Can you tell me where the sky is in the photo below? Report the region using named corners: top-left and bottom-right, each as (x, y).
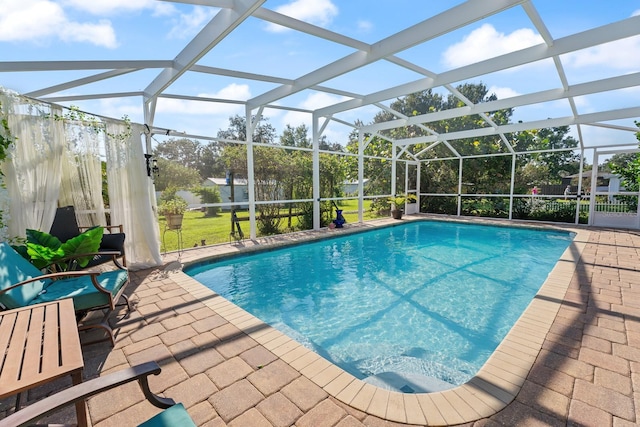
top-left (1, 0), bottom-right (639, 153)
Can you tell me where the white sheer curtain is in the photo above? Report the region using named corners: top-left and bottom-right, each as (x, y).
top-left (105, 121), bottom-right (162, 270)
top-left (58, 121), bottom-right (107, 228)
top-left (0, 93), bottom-right (65, 238)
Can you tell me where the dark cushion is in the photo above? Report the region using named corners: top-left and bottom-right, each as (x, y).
top-left (100, 233), bottom-right (125, 252)
top-left (49, 205), bottom-right (81, 243)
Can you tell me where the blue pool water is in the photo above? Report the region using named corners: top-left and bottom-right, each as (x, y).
top-left (186, 221), bottom-right (574, 392)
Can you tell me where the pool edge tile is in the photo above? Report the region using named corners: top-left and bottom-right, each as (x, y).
top-left (366, 387), bottom-right (390, 419)
top-left (323, 371), bottom-right (356, 396)
top-left (385, 391), bottom-right (407, 424)
top-left (402, 393), bottom-right (427, 426)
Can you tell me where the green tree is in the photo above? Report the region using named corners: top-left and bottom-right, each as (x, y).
top-left (217, 115), bottom-right (285, 234)
top-left (281, 124), bottom-right (310, 148)
top-left (154, 138), bottom-right (203, 172)
top-left (217, 114), bottom-right (277, 144)
top-left (604, 152), bottom-right (638, 172)
top-left (345, 83), bottom-right (514, 200)
top-left (200, 141), bottom-right (225, 179)
top-left (512, 126), bottom-right (580, 187)
top-left (153, 158), bottom-right (201, 191)
top-left (192, 186), bottom-right (222, 217)
top-left (609, 121), bottom-right (640, 209)
top-left (344, 120), bottom-right (393, 197)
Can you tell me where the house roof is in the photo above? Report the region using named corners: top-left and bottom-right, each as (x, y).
top-left (204, 177), bottom-right (248, 186)
top-left (565, 171), bottom-right (617, 179)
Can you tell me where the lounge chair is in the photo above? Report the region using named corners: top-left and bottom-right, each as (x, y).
top-left (50, 205), bottom-right (127, 268)
top-left (0, 242), bottom-right (130, 346)
top-left (0, 361), bottom-right (196, 427)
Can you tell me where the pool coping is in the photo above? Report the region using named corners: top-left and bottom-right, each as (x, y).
top-left (169, 216), bottom-right (590, 425)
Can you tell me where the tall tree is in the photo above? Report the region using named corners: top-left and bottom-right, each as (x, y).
top-left (153, 158), bottom-right (202, 191)
top-left (153, 138), bottom-right (203, 171)
top-left (609, 121), bottom-right (640, 208)
top-left (154, 137), bottom-right (229, 180)
top-left (217, 114), bottom-right (277, 144)
top-left (281, 124), bottom-right (311, 148)
top-left (512, 126), bottom-right (580, 189)
top-left (345, 83), bottom-right (514, 197)
top-left (200, 141), bottom-right (225, 179)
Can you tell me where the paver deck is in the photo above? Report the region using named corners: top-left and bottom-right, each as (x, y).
top-left (1, 216), bottom-right (639, 426)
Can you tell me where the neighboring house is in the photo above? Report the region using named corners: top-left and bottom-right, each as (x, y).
top-left (562, 172), bottom-right (623, 201)
top-left (203, 177), bottom-right (249, 209)
top-left (155, 190), bottom-right (201, 207)
top-left (342, 179), bottom-right (369, 196)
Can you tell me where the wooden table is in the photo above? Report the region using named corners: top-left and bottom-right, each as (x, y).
top-left (0, 299), bottom-right (86, 427)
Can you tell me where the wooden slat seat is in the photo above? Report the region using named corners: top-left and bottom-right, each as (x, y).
top-left (0, 299), bottom-right (86, 426)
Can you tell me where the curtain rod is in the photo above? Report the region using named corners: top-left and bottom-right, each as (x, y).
top-left (4, 89), bottom-right (176, 136)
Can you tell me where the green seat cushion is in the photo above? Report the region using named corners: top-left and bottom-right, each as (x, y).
top-left (137, 404), bottom-right (196, 427)
top-left (0, 242), bottom-right (48, 309)
top-left (31, 269), bottom-right (128, 311)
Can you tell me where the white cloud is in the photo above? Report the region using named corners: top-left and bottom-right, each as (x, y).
top-left (487, 86), bottom-right (520, 100)
top-left (60, 20), bottom-right (117, 48)
top-left (357, 20), bottom-right (373, 33)
top-left (155, 84), bottom-right (251, 116)
top-left (564, 35), bottom-right (640, 71)
top-left (280, 92), bottom-right (349, 134)
top-left (442, 24), bottom-right (543, 68)
top-left (167, 6), bottom-right (217, 40)
top-left (301, 92), bottom-right (347, 110)
top-left (0, 1), bottom-right (66, 41)
top-left (0, 0), bottom-right (117, 47)
top-left (633, 9), bottom-right (640, 17)
top-left (0, 0), bottom-right (182, 47)
top-left (97, 98), bottom-right (144, 122)
top-left (266, 0), bottom-right (338, 32)
top-left (61, 0), bottom-right (166, 15)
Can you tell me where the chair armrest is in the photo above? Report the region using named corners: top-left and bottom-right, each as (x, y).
top-left (0, 362), bottom-right (174, 427)
top-left (79, 224), bottom-right (124, 233)
top-left (105, 224), bottom-right (124, 233)
top-left (57, 251), bottom-right (123, 263)
top-left (0, 271), bottom-right (99, 295)
top-left (53, 251), bottom-right (126, 272)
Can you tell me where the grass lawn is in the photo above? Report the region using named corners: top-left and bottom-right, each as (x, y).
top-left (159, 199), bottom-right (388, 252)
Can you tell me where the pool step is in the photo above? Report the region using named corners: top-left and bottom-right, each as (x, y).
top-left (363, 370), bottom-right (455, 393)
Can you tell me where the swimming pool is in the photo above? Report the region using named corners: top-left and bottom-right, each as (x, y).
top-left (186, 220), bottom-right (574, 392)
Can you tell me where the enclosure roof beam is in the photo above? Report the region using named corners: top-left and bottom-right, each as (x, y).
top-left (26, 69), bottom-right (140, 98)
top-left (0, 60), bottom-right (171, 71)
top-left (318, 14), bottom-right (640, 117)
top-left (41, 92), bottom-right (144, 102)
top-left (190, 64), bottom-right (294, 85)
top-left (587, 122), bottom-right (640, 132)
top-left (191, 64), bottom-right (366, 101)
top-left (362, 71), bottom-right (640, 134)
top-left (247, 0), bottom-right (525, 109)
top-left (252, 7), bottom-right (370, 51)
top-left (394, 106), bottom-right (640, 146)
top-left (143, 0), bottom-right (265, 101)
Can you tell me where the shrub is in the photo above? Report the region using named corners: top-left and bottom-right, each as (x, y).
top-left (158, 196), bottom-right (188, 216)
top-left (193, 186), bottom-right (221, 217)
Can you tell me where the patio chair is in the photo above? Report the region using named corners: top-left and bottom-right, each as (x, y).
top-left (0, 242), bottom-right (130, 346)
top-left (50, 205), bottom-right (127, 268)
top-left (0, 361), bottom-right (196, 427)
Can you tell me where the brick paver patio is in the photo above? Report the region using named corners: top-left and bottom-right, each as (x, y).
top-left (1, 219), bottom-right (639, 426)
